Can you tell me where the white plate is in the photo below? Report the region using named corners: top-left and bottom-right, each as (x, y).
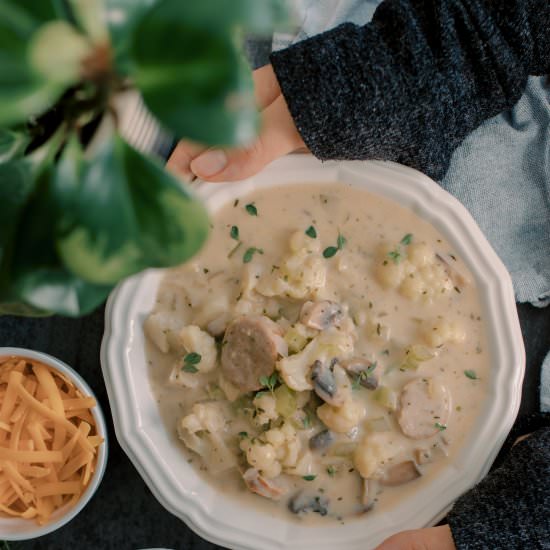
top-left (100, 156), bottom-right (525, 550)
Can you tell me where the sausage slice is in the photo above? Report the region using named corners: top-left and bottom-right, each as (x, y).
top-left (397, 378), bottom-right (450, 439)
top-left (221, 316), bottom-right (281, 393)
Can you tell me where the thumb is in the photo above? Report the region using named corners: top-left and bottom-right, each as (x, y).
top-left (190, 95), bottom-right (305, 182)
top-left (374, 526), bottom-right (456, 550)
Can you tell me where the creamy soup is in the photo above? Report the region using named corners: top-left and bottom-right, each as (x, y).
top-left (144, 182), bottom-right (489, 523)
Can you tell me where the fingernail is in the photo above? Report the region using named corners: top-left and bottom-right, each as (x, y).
top-left (190, 149), bottom-right (227, 178)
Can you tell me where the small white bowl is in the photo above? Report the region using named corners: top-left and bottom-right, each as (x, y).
top-left (0, 347), bottom-right (108, 540)
top-left (101, 157), bottom-right (524, 550)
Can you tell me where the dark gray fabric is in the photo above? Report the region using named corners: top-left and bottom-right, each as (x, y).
top-left (270, 0), bottom-right (550, 181)
top-left (448, 419), bottom-right (550, 550)
top-left (244, 37), bottom-right (273, 70)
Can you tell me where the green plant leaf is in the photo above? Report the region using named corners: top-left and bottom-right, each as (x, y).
top-left (4, 165), bottom-right (111, 317)
top-left (105, 0), bottom-right (160, 74)
top-left (0, 159), bottom-right (37, 290)
top-left (28, 20), bottom-right (93, 86)
top-left (0, 158), bottom-right (53, 316)
top-left (0, 1), bottom-right (64, 125)
top-left (0, 129), bottom-right (30, 162)
top-left (131, 0), bottom-right (258, 145)
top-left (54, 135), bottom-right (210, 285)
top-left (67, 0), bottom-right (109, 43)
top-left (15, 1), bottom-right (63, 24)
top-left (141, 0), bottom-right (288, 34)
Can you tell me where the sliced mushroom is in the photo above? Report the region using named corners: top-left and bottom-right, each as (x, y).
top-left (300, 301), bottom-right (344, 330)
top-left (310, 360), bottom-right (347, 407)
top-left (242, 468), bottom-right (287, 501)
top-left (397, 377), bottom-right (451, 439)
top-left (221, 316), bottom-right (283, 393)
top-left (341, 358), bottom-right (379, 390)
top-left (361, 478), bottom-right (378, 512)
top-left (380, 461), bottom-right (421, 486)
top-left (309, 429), bottom-right (336, 451)
top-left (288, 491), bottom-right (329, 516)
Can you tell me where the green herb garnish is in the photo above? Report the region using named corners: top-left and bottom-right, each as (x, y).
top-left (302, 475), bottom-right (316, 481)
top-left (238, 431), bottom-right (248, 439)
top-left (305, 225), bottom-right (317, 239)
top-left (182, 352), bottom-right (201, 373)
top-left (184, 352), bottom-right (201, 364)
top-left (259, 372), bottom-right (278, 393)
top-left (302, 413), bottom-right (311, 429)
top-left (326, 465), bottom-right (337, 477)
top-left (182, 364), bottom-right (198, 373)
top-left (323, 246), bottom-right (338, 258)
top-left (230, 225), bottom-right (239, 240)
top-left (243, 247), bottom-right (263, 263)
top-left (337, 233), bottom-right (347, 249)
top-left (400, 233), bottom-right (413, 245)
top-left (387, 249), bottom-right (401, 263)
top-left (434, 422), bottom-right (447, 431)
top-left (323, 232), bottom-right (346, 258)
top-left (245, 203), bottom-right (258, 216)
top-left (351, 363), bottom-right (377, 390)
top-left (464, 370), bottom-right (478, 380)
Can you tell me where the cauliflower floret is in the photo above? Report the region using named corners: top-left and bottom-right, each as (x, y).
top-left (284, 323), bottom-right (316, 354)
top-left (143, 311), bottom-right (183, 353)
top-left (407, 243), bottom-right (434, 268)
top-left (277, 328), bottom-right (354, 391)
top-left (179, 325), bottom-right (217, 372)
top-left (285, 451), bottom-right (315, 476)
top-left (193, 294), bottom-right (231, 329)
top-left (263, 422), bottom-right (301, 468)
top-left (240, 439), bottom-right (281, 478)
top-left (400, 263), bottom-right (453, 300)
top-left (289, 230), bottom-right (321, 253)
top-left (253, 393), bottom-right (279, 426)
top-left (354, 433), bottom-right (404, 479)
top-left (178, 402), bottom-right (236, 474)
top-left (168, 364), bottom-right (201, 389)
top-left (256, 232), bottom-right (326, 300)
top-left (422, 319), bottom-right (467, 347)
top-left (180, 402), bottom-right (225, 434)
top-left (375, 241), bottom-right (454, 301)
top-left (317, 398), bottom-right (365, 434)
top-left (376, 257), bottom-right (410, 289)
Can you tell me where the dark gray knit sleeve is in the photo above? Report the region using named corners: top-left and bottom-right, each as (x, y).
top-left (270, 0), bottom-right (550, 181)
top-left (447, 427), bottom-right (550, 549)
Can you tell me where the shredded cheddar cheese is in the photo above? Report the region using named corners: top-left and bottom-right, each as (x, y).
top-left (0, 356), bottom-right (103, 525)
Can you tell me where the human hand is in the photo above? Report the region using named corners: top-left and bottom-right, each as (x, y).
top-left (167, 64), bottom-right (306, 182)
top-left (374, 525), bottom-right (456, 550)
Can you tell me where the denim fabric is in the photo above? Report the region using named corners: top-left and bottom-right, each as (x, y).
top-left (443, 76), bottom-right (550, 308)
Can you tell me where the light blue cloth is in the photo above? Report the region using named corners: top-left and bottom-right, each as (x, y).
top-left (277, 0), bottom-right (550, 410)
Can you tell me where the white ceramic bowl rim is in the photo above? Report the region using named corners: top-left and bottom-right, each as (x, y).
top-left (101, 157), bottom-right (525, 550)
top-left (0, 347), bottom-right (109, 541)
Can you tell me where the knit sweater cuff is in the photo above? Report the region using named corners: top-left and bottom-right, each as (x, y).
top-left (270, 23), bottom-right (383, 161)
top-left (447, 425), bottom-right (550, 549)
top-left (270, 21), bottom-right (458, 181)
